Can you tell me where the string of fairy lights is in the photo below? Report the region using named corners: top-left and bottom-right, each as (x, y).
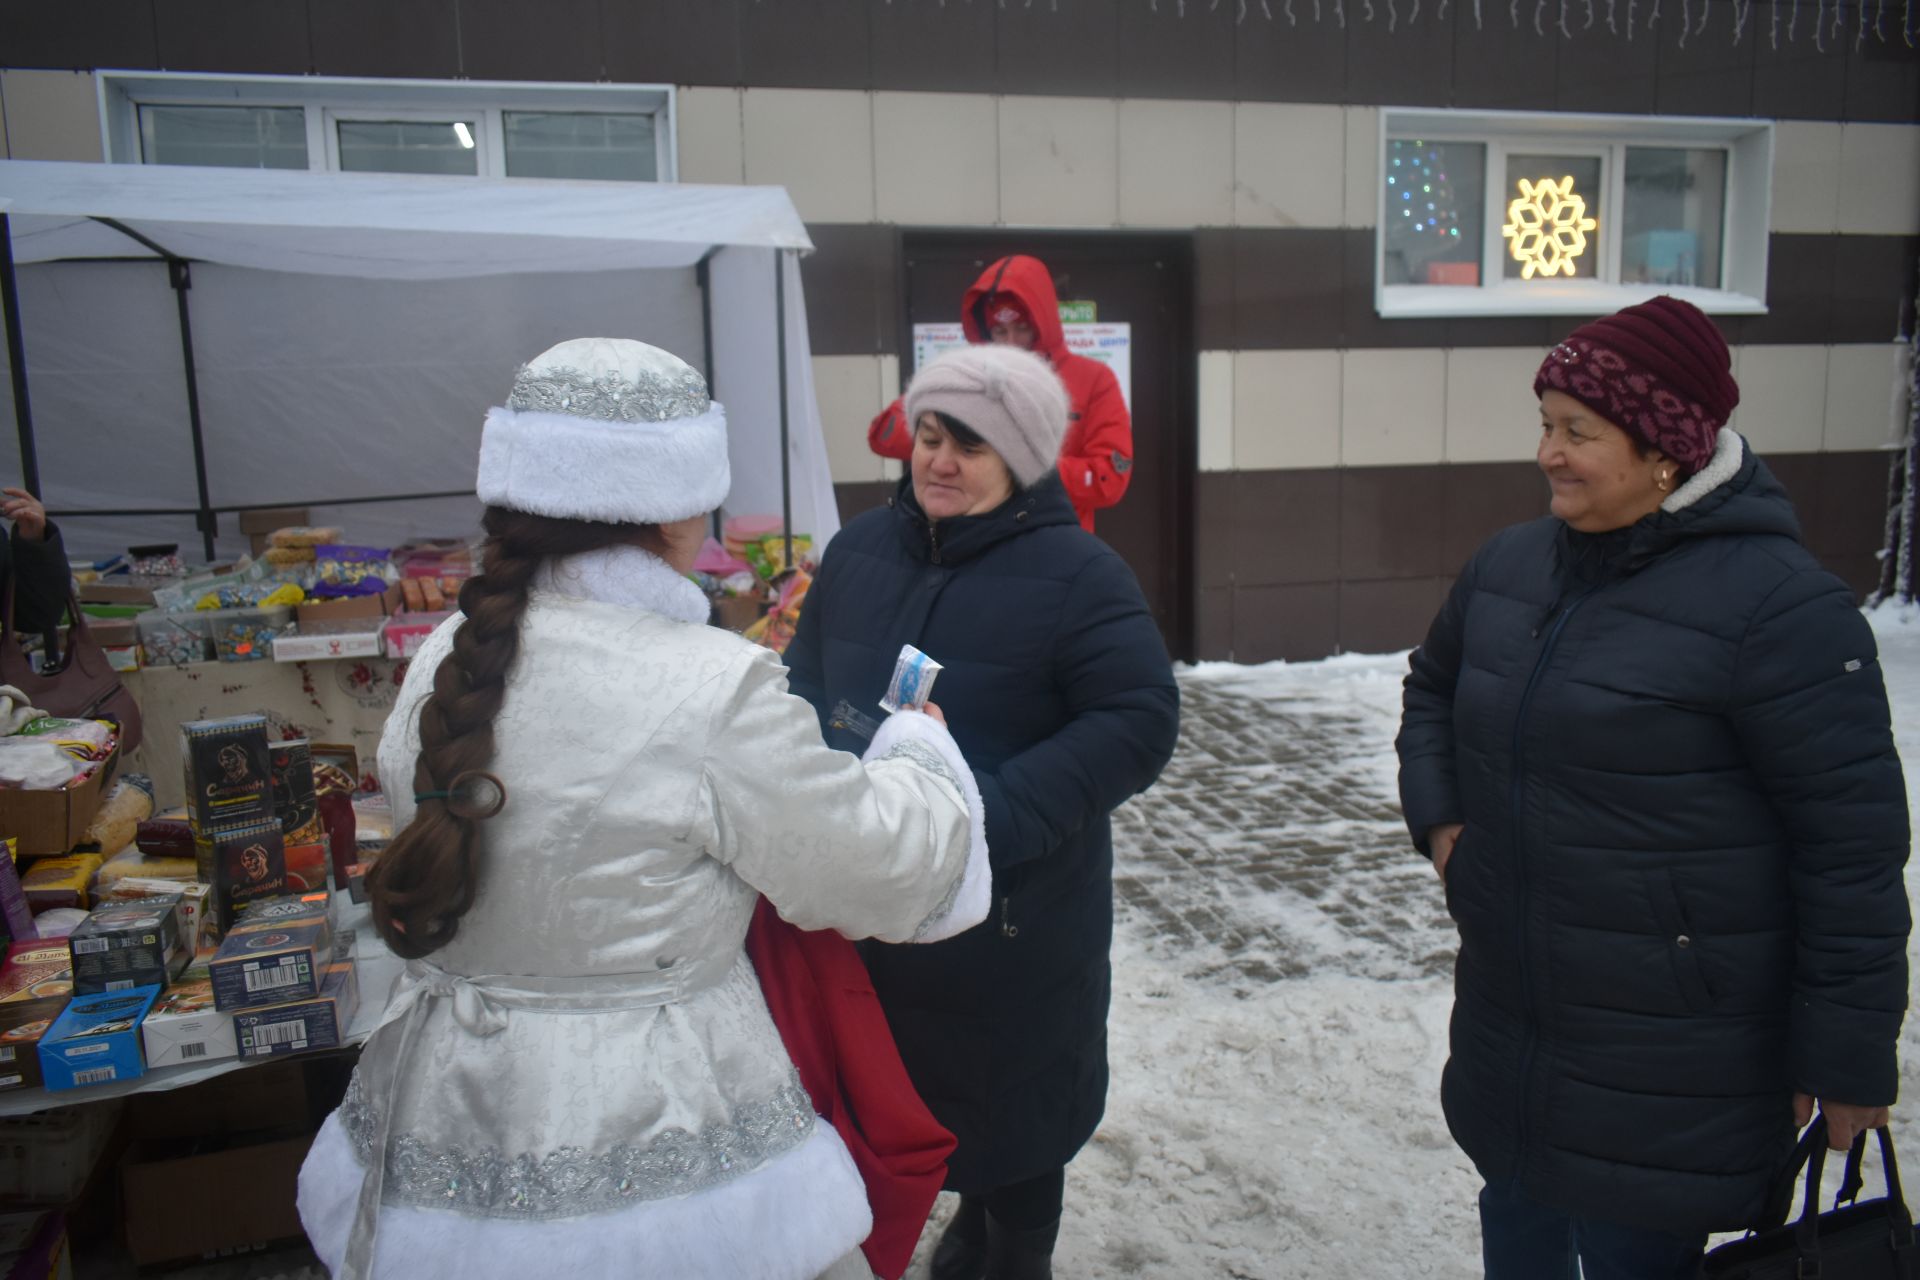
top-left (876, 0), bottom-right (1917, 48)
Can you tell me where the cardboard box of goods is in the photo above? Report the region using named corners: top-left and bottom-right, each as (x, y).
top-left (194, 819), bottom-right (288, 932)
top-left (180, 715), bottom-right (273, 831)
top-left (0, 941), bottom-right (73, 1005)
top-left (267, 740), bottom-right (321, 843)
top-left (76, 580), bottom-right (157, 606)
top-left (140, 967), bottom-right (236, 1068)
top-left (293, 581), bottom-right (402, 628)
top-left (271, 623), bottom-right (385, 662)
top-left (0, 995), bottom-right (67, 1091)
top-left (209, 896), bottom-right (332, 1011)
top-left (37, 985), bottom-right (159, 1091)
top-left (125, 1056), bottom-right (307, 1142)
top-left (237, 505), bottom-right (312, 555)
top-left (120, 1130), bottom-right (313, 1264)
top-left (234, 958), bottom-right (358, 1059)
top-left (67, 897), bottom-right (182, 996)
top-left (0, 744), bottom-right (116, 857)
top-left (98, 877), bottom-right (216, 956)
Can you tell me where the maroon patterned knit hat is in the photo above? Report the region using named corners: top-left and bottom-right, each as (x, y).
top-left (1533, 296), bottom-right (1740, 475)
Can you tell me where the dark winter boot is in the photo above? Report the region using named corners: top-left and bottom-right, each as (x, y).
top-left (930, 1195), bottom-right (989, 1280)
top-left (983, 1212), bottom-right (1060, 1280)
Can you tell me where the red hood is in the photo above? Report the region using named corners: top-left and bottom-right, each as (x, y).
top-left (960, 255), bottom-right (1066, 360)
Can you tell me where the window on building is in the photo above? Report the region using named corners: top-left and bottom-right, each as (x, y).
top-left (102, 74), bottom-right (674, 184)
top-left (139, 104), bottom-right (308, 170)
top-left (1375, 111), bottom-right (1770, 318)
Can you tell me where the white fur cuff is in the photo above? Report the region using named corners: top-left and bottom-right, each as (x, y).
top-left (863, 711), bottom-right (991, 943)
top-left (1663, 426), bottom-right (1745, 514)
top-left (476, 403), bottom-right (731, 525)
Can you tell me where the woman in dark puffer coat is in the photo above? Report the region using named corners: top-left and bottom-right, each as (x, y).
top-left (1396, 297), bottom-right (1910, 1280)
top-left (785, 343), bottom-right (1178, 1280)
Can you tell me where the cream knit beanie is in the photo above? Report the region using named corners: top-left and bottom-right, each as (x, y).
top-left (903, 345), bottom-right (1069, 488)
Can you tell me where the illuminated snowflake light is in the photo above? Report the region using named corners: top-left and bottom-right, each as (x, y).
top-left (1502, 175), bottom-right (1599, 280)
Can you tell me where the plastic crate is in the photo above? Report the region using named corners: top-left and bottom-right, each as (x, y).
top-left (0, 1102), bottom-right (124, 1203)
top-left (135, 611), bottom-right (212, 668)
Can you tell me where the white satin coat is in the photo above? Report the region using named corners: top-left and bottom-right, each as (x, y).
top-left (298, 547), bottom-right (988, 1280)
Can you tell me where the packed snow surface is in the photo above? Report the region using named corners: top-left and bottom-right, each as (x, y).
top-left (903, 607), bottom-right (1920, 1279)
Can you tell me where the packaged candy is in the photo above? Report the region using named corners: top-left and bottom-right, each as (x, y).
top-left (136, 611), bottom-right (212, 666)
top-left (142, 966), bottom-right (235, 1067)
top-left (0, 995), bottom-right (64, 1090)
top-left (0, 839), bottom-right (34, 946)
top-left (0, 940), bottom-right (73, 1004)
top-left (132, 817), bottom-right (195, 861)
top-left (268, 740), bottom-right (321, 843)
top-left (209, 894), bottom-right (332, 1011)
top-left (204, 605), bottom-right (293, 661)
top-left (100, 877), bottom-right (216, 955)
top-left (879, 644), bottom-right (943, 714)
top-left (234, 957), bottom-right (357, 1058)
top-left (311, 546), bottom-right (391, 598)
top-left (268, 526), bottom-right (343, 549)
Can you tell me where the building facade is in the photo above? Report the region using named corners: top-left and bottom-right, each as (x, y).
top-left (2, 1), bottom-right (1914, 660)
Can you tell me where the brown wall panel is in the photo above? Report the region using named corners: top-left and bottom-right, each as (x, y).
top-left (602, 0), bottom-right (743, 86)
top-left (1196, 585), bottom-right (1235, 661)
top-left (1338, 576), bottom-right (1450, 654)
top-left (16, 0), bottom-right (1915, 121)
top-left (1116, 0), bottom-right (1236, 102)
top-left (1441, 461), bottom-right (1547, 570)
top-left (1739, 233), bottom-right (1837, 345)
top-left (869, 0), bottom-right (996, 93)
top-left (741, 0), bottom-right (871, 90)
top-left (1234, 469), bottom-right (1344, 586)
top-left (1452, 13), bottom-right (1557, 111)
top-left (1653, 11), bottom-right (1758, 117)
top-left (1232, 582), bottom-right (1342, 663)
top-left (459, 0), bottom-right (602, 81)
top-left (832, 479), bottom-right (895, 527)
top-left (2, 1), bottom-right (157, 70)
top-left (1231, 3), bottom-right (1348, 103)
top-left (1340, 467), bottom-right (1451, 580)
top-left (1751, 12), bottom-right (1851, 119)
top-left (1555, 16), bottom-right (1658, 114)
top-left (1345, 10), bottom-right (1452, 108)
top-left (1830, 236), bottom-right (1920, 345)
top-left (308, 0), bottom-right (459, 78)
top-left (995, 0), bottom-right (1119, 99)
top-left (1843, 16), bottom-right (1920, 121)
top-left (153, 0), bottom-right (309, 74)
top-left (800, 224), bottom-right (899, 357)
top-left (1194, 472), bottom-right (1238, 591)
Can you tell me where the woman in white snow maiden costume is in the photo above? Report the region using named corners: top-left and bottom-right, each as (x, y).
top-left (296, 338), bottom-right (991, 1280)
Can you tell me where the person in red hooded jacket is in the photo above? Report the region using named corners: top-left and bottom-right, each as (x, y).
top-left (868, 255), bottom-right (1133, 534)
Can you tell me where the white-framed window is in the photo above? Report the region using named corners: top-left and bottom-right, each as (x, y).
top-left (1376, 109), bottom-right (1771, 319)
top-left (99, 72), bottom-right (675, 183)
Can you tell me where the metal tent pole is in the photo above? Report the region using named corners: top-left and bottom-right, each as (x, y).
top-left (775, 250), bottom-right (792, 564)
top-left (0, 215), bottom-right (41, 497)
top-left (698, 250), bottom-right (721, 541)
top-left (90, 217), bottom-right (216, 561)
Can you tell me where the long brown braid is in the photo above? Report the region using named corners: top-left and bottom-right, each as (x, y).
top-left (368, 505), bottom-right (656, 958)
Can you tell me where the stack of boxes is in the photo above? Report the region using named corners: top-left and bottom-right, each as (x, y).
top-left (0, 714), bottom-right (362, 1096)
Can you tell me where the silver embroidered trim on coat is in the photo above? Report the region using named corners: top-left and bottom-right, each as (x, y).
top-left (875, 737), bottom-right (962, 797)
top-left (338, 1071), bottom-right (815, 1219)
top-left (873, 738), bottom-right (974, 941)
top-left (507, 364), bottom-right (711, 423)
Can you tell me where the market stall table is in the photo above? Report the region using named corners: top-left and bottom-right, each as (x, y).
top-left (0, 890), bottom-right (400, 1118)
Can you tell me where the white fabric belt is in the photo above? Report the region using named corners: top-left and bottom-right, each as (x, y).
top-left (338, 953), bottom-right (737, 1280)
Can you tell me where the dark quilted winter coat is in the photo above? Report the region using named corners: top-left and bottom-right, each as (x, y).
top-left (1396, 437), bottom-right (1910, 1235)
top-left (783, 475), bottom-right (1179, 1192)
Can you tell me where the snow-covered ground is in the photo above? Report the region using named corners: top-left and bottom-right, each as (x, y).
top-left (902, 606), bottom-right (1920, 1280)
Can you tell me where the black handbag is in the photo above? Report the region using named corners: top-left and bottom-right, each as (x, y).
top-left (1702, 1117), bottom-right (1916, 1279)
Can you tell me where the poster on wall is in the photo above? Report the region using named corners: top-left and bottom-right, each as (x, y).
top-left (910, 322), bottom-right (1133, 411)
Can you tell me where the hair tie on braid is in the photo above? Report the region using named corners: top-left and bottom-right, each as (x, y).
top-left (415, 771), bottom-right (508, 820)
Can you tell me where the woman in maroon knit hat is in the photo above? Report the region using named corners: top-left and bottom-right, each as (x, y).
top-left (1397, 296), bottom-right (1910, 1279)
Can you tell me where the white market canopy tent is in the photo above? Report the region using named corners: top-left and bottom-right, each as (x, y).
top-left (0, 159), bottom-right (840, 561)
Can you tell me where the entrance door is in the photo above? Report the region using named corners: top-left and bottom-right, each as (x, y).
top-left (900, 232), bottom-right (1195, 660)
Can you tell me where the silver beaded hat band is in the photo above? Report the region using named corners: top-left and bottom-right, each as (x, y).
top-left (474, 338), bottom-right (731, 526)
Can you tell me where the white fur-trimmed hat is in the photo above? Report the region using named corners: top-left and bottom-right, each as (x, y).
top-left (475, 338), bottom-right (729, 525)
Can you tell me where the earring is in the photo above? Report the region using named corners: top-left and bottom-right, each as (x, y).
top-left (1657, 471), bottom-right (1672, 492)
